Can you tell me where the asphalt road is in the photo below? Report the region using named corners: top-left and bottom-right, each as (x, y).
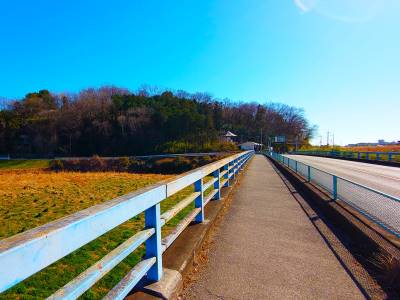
top-left (184, 155), bottom-right (363, 299)
top-left (286, 155), bottom-right (400, 198)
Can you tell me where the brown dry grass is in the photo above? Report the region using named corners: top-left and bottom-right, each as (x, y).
top-left (0, 169), bottom-right (170, 239)
top-left (0, 169), bottom-right (200, 299)
top-left (345, 145), bottom-right (400, 152)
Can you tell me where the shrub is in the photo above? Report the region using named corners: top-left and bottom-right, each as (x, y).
top-left (50, 159), bottom-right (64, 171)
top-left (174, 157), bottom-right (192, 173)
top-left (88, 155), bottom-right (107, 171)
top-left (118, 157), bottom-right (130, 171)
top-left (128, 159), bottom-right (146, 173)
top-left (152, 158), bottom-right (178, 174)
top-left (48, 154), bottom-right (225, 174)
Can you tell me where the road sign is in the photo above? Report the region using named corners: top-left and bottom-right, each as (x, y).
top-left (273, 136), bottom-right (286, 143)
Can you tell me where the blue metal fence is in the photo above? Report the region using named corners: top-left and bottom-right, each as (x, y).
top-left (266, 152), bottom-right (400, 239)
top-left (0, 151), bottom-right (254, 298)
top-left (291, 150), bottom-right (400, 163)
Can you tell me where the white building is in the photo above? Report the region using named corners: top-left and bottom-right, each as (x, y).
top-left (239, 141), bottom-right (262, 151)
top-left (223, 131), bottom-right (237, 143)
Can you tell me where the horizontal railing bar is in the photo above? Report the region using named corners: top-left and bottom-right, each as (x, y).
top-left (203, 177), bottom-right (218, 192)
top-left (219, 170), bottom-right (227, 178)
top-left (161, 207), bottom-right (201, 252)
top-left (102, 257), bottom-right (156, 300)
top-left (220, 178), bottom-right (229, 187)
top-left (204, 189), bottom-right (219, 206)
top-left (166, 151), bottom-right (251, 197)
top-left (0, 183), bottom-right (166, 293)
top-left (160, 192), bottom-right (200, 226)
top-left (48, 228), bottom-right (155, 299)
top-left (336, 195), bottom-right (400, 238)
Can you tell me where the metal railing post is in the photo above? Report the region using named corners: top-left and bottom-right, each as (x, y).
top-left (376, 153), bottom-right (380, 160)
top-left (357, 152), bottom-right (361, 160)
top-left (234, 158), bottom-right (239, 175)
top-left (307, 166), bottom-right (311, 182)
top-left (295, 161), bottom-right (298, 173)
top-left (235, 157), bottom-right (239, 173)
top-left (194, 179), bottom-right (204, 222)
top-left (223, 163), bottom-right (230, 187)
top-left (333, 176), bottom-right (338, 200)
top-left (145, 204), bottom-right (162, 281)
top-left (213, 169), bottom-right (221, 200)
top-left (366, 152), bottom-right (369, 160)
top-left (389, 153), bottom-right (393, 161)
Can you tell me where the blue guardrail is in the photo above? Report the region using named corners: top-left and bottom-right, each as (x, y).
top-left (266, 152), bottom-right (400, 239)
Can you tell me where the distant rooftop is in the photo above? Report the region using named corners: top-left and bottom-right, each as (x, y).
top-left (224, 131), bottom-right (237, 137)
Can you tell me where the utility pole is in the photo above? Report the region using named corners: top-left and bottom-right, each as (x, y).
top-left (332, 133), bottom-right (335, 147)
top-left (327, 131), bottom-right (330, 146)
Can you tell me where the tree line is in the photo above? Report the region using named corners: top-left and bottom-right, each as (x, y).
top-left (0, 86), bottom-right (314, 157)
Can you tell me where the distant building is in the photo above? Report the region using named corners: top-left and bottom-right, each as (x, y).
top-left (223, 131), bottom-right (237, 143)
top-left (346, 139), bottom-right (399, 147)
top-left (239, 141), bottom-right (262, 151)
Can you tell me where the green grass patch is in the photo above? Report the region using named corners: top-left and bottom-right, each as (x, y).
top-left (0, 159), bottom-right (50, 170)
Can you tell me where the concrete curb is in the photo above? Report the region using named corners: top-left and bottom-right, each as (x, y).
top-left (127, 269), bottom-right (182, 300)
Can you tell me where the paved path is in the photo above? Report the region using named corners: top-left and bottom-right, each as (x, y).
top-left (286, 154), bottom-right (400, 198)
top-left (184, 155), bottom-right (364, 299)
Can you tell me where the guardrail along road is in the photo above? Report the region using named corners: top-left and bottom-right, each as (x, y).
top-left (286, 154), bottom-right (400, 198)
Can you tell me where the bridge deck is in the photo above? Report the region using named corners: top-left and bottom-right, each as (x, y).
top-left (184, 154), bottom-right (364, 299)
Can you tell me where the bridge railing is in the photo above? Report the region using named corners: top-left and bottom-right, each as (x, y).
top-left (291, 150), bottom-right (400, 163)
top-left (266, 152), bottom-right (400, 239)
top-left (0, 150), bottom-right (254, 298)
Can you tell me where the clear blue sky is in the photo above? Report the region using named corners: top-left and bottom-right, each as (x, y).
top-left (1, 0), bottom-right (399, 145)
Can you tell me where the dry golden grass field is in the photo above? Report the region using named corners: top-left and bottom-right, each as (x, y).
top-left (0, 170), bottom-right (170, 239)
top-left (344, 145), bottom-right (400, 152)
top-left (0, 169), bottom-right (198, 299)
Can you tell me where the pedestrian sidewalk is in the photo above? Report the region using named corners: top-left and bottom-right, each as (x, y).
top-left (184, 154), bottom-right (364, 299)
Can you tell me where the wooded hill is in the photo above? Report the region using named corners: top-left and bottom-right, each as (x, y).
top-left (0, 87), bottom-right (313, 157)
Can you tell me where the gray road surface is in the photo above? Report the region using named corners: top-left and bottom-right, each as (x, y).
top-left (184, 155), bottom-right (363, 299)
